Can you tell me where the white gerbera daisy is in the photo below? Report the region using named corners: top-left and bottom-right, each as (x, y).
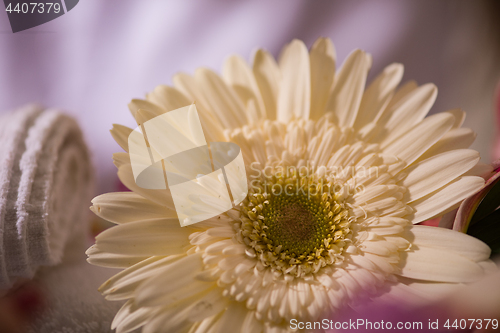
top-left (87, 38), bottom-right (496, 333)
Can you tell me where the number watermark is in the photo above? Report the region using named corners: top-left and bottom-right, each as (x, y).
top-left (3, 1), bottom-right (79, 32)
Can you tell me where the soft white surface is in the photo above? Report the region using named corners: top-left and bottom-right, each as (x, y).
top-left (0, 0), bottom-right (498, 195)
top-left (0, 106), bottom-right (93, 289)
top-left (28, 257), bottom-right (126, 333)
top-left (0, 106), bottom-right (113, 332)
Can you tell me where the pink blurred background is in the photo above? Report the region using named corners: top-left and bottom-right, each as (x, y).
top-left (0, 0), bottom-right (499, 196)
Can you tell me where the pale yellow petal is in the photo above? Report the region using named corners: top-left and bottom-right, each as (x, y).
top-left (128, 99), bottom-right (166, 119)
top-left (223, 55), bottom-right (265, 121)
top-left (114, 154), bottom-right (175, 209)
top-left (135, 254), bottom-right (213, 307)
top-left (378, 84), bottom-right (438, 146)
top-left (354, 63), bottom-right (404, 130)
top-left (406, 225), bottom-right (491, 262)
top-left (276, 39), bottom-right (310, 122)
top-left (385, 80), bottom-right (418, 109)
top-left (113, 300), bottom-right (151, 333)
top-left (399, 246), bottom-right (484, 283)
top-left (195, 68), bottom-right (247, 128)
top-left (309, 37), bottom-right (336, 121)
top-left (95, 218), bottom-right (191, 256)
top-left (146, 85), bottom-right (191, 112)
top-left (382, 112), bottom-right (454, 164)
top-left (252, 49), bottom-right (280, 121)
top-left (110, 124), bottom-right (133, 152)
top-left (417, 128), bottom-right (476, 162)
top-left (98, 255), bottom-right (180, 297)
top-left (409, 176), bottom-right (484, 223)
top-left (91, 191), bottom-right (176, 224)
top-left (172, 72), bottom-right (226, 142)
top-left (444, 108), bottom-right (466, 129)
top-left (326, 49), bottom-right (371, 127)
top-left (400, 149), bottom-right (480, 202)
top-left (86, 245), bottom-right (147, 268)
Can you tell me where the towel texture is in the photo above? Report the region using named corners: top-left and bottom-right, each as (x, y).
top-left (0, 105), bottom-right (93, 289)
top-left (28, 260), bottom-right (126, 333)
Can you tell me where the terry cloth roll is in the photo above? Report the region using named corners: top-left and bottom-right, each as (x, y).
top-left (0, 105), bottom-right (93, 289)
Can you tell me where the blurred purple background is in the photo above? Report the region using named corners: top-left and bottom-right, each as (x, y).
top-left (1, 0), bottom-right (499, 195)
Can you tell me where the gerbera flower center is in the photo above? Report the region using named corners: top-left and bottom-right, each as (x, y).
top-left (238, 168), bottom-right (353, 278)
top-left (265, 192), bottom-right (330, 256)
top-left (268, 197), bottom-right (315, 246)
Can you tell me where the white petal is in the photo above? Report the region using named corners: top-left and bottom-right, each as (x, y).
top-left (354, 63), bottom-right (404, 130)
top-left (241, 311), bottom-right (263, 333)
top-left (172, 72), bottom-right (225, 143)
top-left (316, 273), bottom-right (340, 290)
top-left (362, 253), bottom-right (395, 274)
top-left (347, 267), bottom-right (378, 293)
top-left (326, 50), bottom-right (371, 127)
top-left (335, 269), bottom-right (362, 301)
top-left (110, 124), bottom-right (133, 152)
top-left (95, 218), bottom-right (191, 256)
top-left (223, 55), bottom-right (266, 121)
top-left (133, 108), bottom-right (157, 125)
top-left (91, 191), bottom-right (175, 224)
top-left (399, 246), bottom-right (484, 283)
top-left (252, 49), bottom-right (280, 121)
top-left (195, 68), bottom-right (247, 128)
top-left (205, 226), bottom-right (235, 238)
top-left (135, 254), bottom-right (214, 307)
top-left (386, 80), bottom-right (418, 109)
top-left (296, 281), bottom-right (313, 307)
top-left (99, 255), bottom-right (180, 299)
top-left (463, 162), bottom-right (493, 179)
top-left (350, 253), bottom-right (378, 271)
top-left (188, 288), bottom-right (229, 322)
top-left (382, 112), bottom-right (454, 164)
top-left (211, 302), bottom-right (247, 333)
top-left (141, 300), bottom-right (193, 333)
top-left (417, 128), bottom-right (476, 162)
top-left (269, 283), bottom-right (287, 307)
top-left (113, 300), bottom-right (151, 333)
top-left (86, 245), bottom-right (147, 268)
top-left (205, 239), bottom-right (234, 255)
top-left (397, 276), bottom-right (463, 299)
top-left (409, 176), bottom-right (484, 223)
top-left (376, 282), bottom-right (430, 306)
top-left (361, 241), bottom-right (398, 256)
top-left (313, 127), bottom-right (339, 166)
top-left (128, 99), bottom-right (166, 118)
top-left (405, 225), bottom-right (491, 262)
top-left (146, 85), bottom-right (191, 112)
top-left (378, 83), bottom-right (437, 145)
top-left (366, 224), bottom-right (404, 235)
top-left (445, 108), bottom-right (465, 129)
top-left (352, 184), bottom-right (402, 204)
top-left (276, 39), bottom-right (310, 122)
top-left (218, 255), bottom-right (243, 270)
top-left (400, 149), bottom-right (480, 202)
top-left (115, 156), bottom-right (176, 209)
top-left (309, 38), bottom-right (336, 121)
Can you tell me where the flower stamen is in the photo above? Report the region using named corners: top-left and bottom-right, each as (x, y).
top-left (237, 168), bottom-right (354, 278)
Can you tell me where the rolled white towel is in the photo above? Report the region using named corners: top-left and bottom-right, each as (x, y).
top-left (0, 105), bottom-right (93, 289)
